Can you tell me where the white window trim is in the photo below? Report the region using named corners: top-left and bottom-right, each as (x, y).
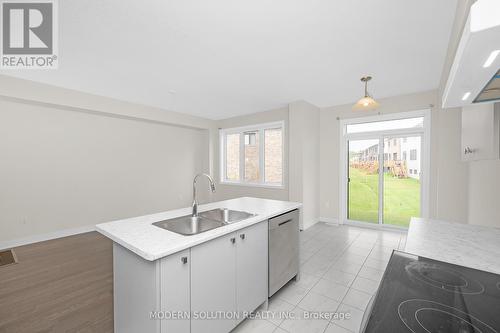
top-left (219, 121), bottom-right (285, 188)
top-left (338, 109), bottom-right (431, 230)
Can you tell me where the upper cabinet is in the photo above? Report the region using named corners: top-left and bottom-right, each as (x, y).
top-left (462, 103), bottom-right (500, 161)
top-left (442, 0), bottom-right (500, 108)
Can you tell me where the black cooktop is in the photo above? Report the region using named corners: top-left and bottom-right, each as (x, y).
top-left (363, 251), bottom-right (500, 333)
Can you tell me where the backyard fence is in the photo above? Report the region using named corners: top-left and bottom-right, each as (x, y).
top-left (350, 160), bottom-right (409, 178)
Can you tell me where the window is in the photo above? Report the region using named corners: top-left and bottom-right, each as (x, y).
top-left (346, 117), bottom-right (424, 134)
top-left (264, 128), bottom-right (283, 184)
top-left (410, 149), bottom-right (417, 160)
top-left (225, 133), bottom-right (240, 181)
top-left (221, 122), bottom-right (284, 186)
top-left (245, 132), bottom-right (257, 145)
top-left (244, 131), bottom-right (259, 182)
top-left (342, 110), bottom-right (429, 228)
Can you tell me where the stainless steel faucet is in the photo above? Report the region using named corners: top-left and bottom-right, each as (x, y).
top-left (192, 173), bottom-right (216, 217)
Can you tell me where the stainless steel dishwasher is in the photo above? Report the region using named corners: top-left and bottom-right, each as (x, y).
top-left (268, 209), bottom-right (299, 297)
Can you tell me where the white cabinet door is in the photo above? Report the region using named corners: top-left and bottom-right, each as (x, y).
top-left (236, 221), bottom-right (268, 320)
top-left (160, 249), bottom-right (190, 333)
top-left (191, 232), bottom-right (237, 333)
top-left (462, 103), bottom-right (500, 161)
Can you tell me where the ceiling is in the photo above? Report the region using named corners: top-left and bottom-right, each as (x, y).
top-left (3, 0), bottom-right (458, 119)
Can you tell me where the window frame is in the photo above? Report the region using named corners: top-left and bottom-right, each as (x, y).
top-left (219, 121), bottom-right (285, 188)
top-left (339, 109), bottom-right (431, 230)
top-left (410, 149), bottom-right (417, 161)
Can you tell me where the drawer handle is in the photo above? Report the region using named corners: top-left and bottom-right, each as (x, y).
top-left (230, 237), bottom-right (236, 244)
top-left (278, 219), bottom-right (293, 226)
top-left (181, 256), bottom-right (188, 264)
top-left (240, 234), bottom-right (245, 240)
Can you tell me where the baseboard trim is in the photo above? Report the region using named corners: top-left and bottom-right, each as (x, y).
top-left (319, 217), bottom-right (340, 225)
top-left (0, 225), bottom-right (96, 250)
top-left (301, 218), bottom-right (320, 231)
top-left (344, 220), bottom-right (408, 232)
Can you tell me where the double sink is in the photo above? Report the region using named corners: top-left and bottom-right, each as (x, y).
top-left (153, 208), bottom-right (256, 236)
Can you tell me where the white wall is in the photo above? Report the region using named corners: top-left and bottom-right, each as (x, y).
top-left (0, 76), bottom-right (215, 244)
top-left (0, 75), bottom-right (211, 130)
top-left (468, 160), bottom-right (500, 226)
top-left (213, 106), bottom-right (290, 201)
top-left (438, 0), bottom-right (500, 227)
top-left (319, 90), bottom-right (469, 224)
top-left (467, 103), bottom-right (500, 227)
top-left (212, 101), bottom-right (321, 230)
top-left (289, 101), bottom-right (320, 229)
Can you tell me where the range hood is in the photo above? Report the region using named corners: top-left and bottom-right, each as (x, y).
top-left (475, 70), bottom-right (500, 103)
top-left (442, 0), bottom-right (500, 108)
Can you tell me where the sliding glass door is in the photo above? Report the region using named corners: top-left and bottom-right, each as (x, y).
top-left (382, 135), bottom-right (422, 227)
top-left (347, 139), bottom-right (379, 223)
top-left (343, 116), bottom-right (426, 228)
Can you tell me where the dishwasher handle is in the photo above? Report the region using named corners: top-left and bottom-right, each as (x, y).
top-left (269, 209), bottom-right (299, 230)
top-left (278, 219), bottom-right (292, 226)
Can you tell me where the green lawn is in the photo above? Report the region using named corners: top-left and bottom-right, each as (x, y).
top-left (348, 167), bottom-right (420, 227)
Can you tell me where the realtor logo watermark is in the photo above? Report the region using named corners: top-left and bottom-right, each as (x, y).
top-left (1, 0), bottom-right (58, 68)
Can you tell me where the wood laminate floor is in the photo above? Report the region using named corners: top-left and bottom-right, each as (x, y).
top-left (0, 232), bottom-right (113, 333)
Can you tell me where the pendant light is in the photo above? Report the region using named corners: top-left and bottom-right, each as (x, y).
top-left (353, 76), bottom-right (379, 111)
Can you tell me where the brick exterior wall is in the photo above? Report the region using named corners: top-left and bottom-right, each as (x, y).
top-left (224, 129), bottom-right (282, 184)
top-left (226, 133), bottom-right (240, 180)
top-left (264, 129), bottom-right (282, 183)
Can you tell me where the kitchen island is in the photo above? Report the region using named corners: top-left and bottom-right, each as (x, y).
top-left (96, 197), bottom-right (301, 333)
top-left (405, 217), bottom-right (500, 274)
top-left (363, 217), bottom-right (500, 332)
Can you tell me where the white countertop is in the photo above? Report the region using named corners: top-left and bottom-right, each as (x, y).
top-left (405, 217), bottom-right (500, 274)
top-left (96, 197), bottom-right (301, 261)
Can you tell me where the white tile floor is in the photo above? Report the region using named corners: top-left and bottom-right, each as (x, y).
top-left (232, 222), bottom-right (407, 333)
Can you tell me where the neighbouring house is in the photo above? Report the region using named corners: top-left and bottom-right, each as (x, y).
top-left (401, 136), bottom-right (422, 180)
top-left (354, 137), bottom-right (421, 180)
